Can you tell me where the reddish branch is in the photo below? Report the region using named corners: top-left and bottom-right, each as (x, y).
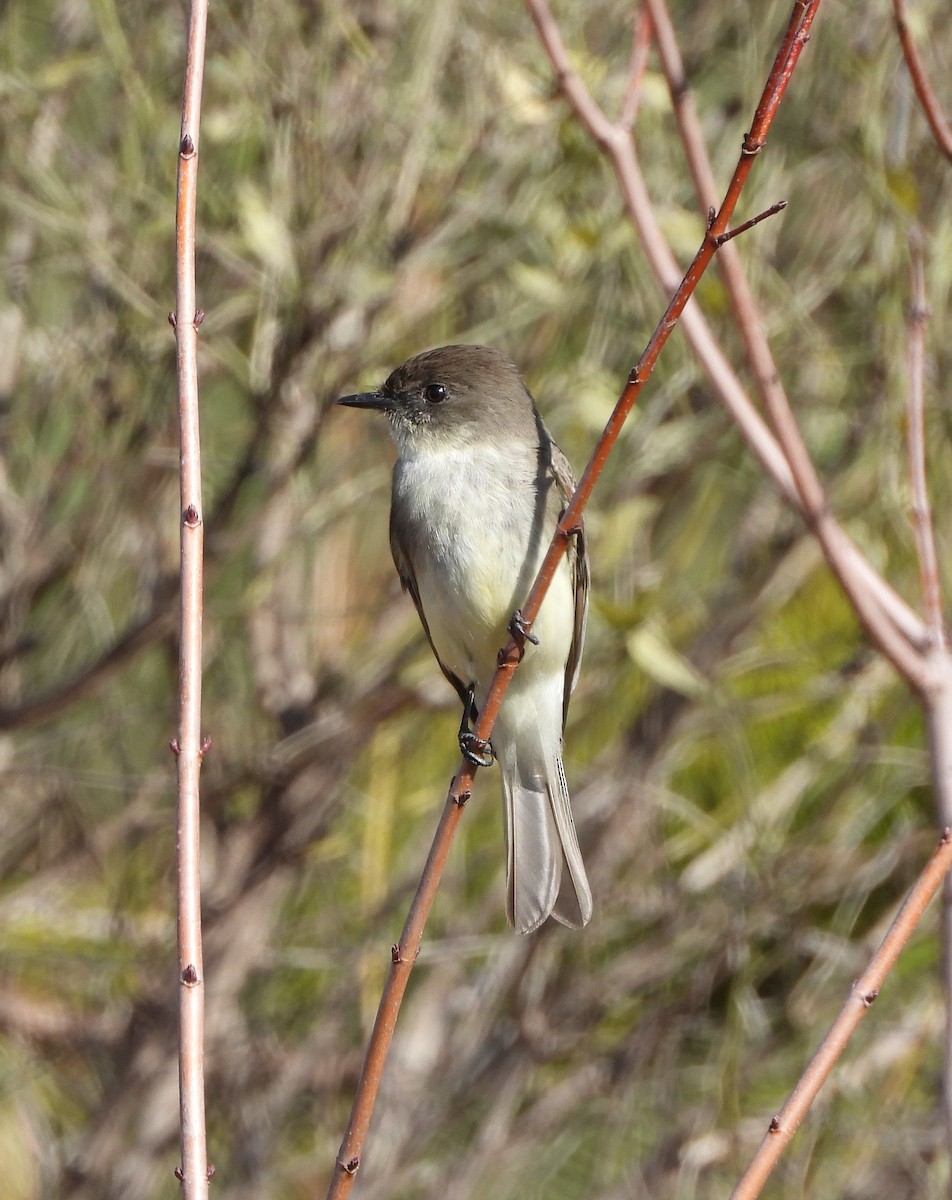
top-left (326, 4), bottom-right (825, 1195)
top-left (892, 0), bottom-right (952, 163)
top-left (173, 1), bottom-right (210, 1197)
top-left (731, 829), bottom-right (952, 1200)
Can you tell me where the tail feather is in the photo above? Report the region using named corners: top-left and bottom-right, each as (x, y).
top-left (497, 720), bottom-right (592, 934)
top-left (502, 770), bottom-right (562, 934)
top-left (549, 756), bottom-right (592, 929)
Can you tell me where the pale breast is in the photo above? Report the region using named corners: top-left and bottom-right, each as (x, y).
top-left (392, 443), bottom-right (565, 684)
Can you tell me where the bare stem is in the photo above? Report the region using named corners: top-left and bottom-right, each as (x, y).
top-left (927, 666), bottom-right (952, 1195)
top-left (326, 790), bottom-right (473, 1191)
top-left (713, 200), bottom-right (788, 245)
top-left (731, 828), bottom-right (952, 1200)
top-left (326, 5), bottom-right (826, 1195)
top-left (619, 4), bottom-right (652, 129)
top-left (174, 2), bottom-right (210, 1197)
top-left (892, 0), bottom-right (952, 163)
top-left (905, 229), bottom-right (945, 652)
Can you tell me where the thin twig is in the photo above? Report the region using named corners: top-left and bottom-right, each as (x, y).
top-left (173, 1), bottom-right (210, 1197)
top-left (326, 6), bottom-right (825, 1195)
top-left (327, 793), bottom-right (473, 1191)
top-left (926, 664), bottom-right (952, 1185)
top-left (619, 4), bottom-right (652, 129)
top-left (731, 828), bottom-right (952, 1200)
top-left (905, 229), bottom-right (945, 652)
top-left (892, 0), bottom-right (952, 164)
top-left (643, 0), bottom-right (720, 222)
top-left (713, 200), bottom-right (788, 245)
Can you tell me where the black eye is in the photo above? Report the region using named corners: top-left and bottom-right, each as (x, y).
top-left (424, 383), bottom-right (447, 404)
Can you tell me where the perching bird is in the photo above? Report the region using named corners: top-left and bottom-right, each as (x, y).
top-left (339, 345), bottom-right (591, 933)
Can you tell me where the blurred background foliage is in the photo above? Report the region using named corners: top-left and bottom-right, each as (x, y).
top-left (0, 0), bottom-right (950, 1196)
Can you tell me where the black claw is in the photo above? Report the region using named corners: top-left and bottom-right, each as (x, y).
top-left (459, 731), bottom-right (495, 768)
top-left (509, 610), bottom-right (540, 646)
top-left (457, 684), bottom-right (494, 767)
top-left (456, 686), bottom-right (494, 768)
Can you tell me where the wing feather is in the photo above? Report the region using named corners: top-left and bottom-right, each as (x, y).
top-left (548, 440), bottom-right (589, 729)
top-left (389, 502), bottom-right (471, 708)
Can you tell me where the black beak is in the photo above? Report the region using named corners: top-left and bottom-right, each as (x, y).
top-left (337, 389), bottom-right (392, 411)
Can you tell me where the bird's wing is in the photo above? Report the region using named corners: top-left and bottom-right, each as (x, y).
top-left (389, 506), bottom-right (472, 709)
top-left (549, 441), bottom-right (590, 730)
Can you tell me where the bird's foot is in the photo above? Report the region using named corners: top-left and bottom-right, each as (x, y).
top-left (498, 609), bottom-right (540, 666)
top-left (459, 731), bottom-right (495, 768)
top-left (458, 684), bottom-right (495, 767)
top-left (508, 609), bottom-right (540, 646)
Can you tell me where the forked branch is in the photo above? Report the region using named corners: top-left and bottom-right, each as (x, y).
top-left (534, 0), bottom-right (931, 692)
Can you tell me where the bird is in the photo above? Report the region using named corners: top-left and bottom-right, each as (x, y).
top-left (339, 344), bottom-right (591, 933)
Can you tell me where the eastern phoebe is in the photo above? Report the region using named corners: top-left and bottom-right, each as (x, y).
top-left (339, 345), bottom-right (591, 933)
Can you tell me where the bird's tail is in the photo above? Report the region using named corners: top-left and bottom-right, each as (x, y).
top-left (494, 696), bottom-right (592, 934)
